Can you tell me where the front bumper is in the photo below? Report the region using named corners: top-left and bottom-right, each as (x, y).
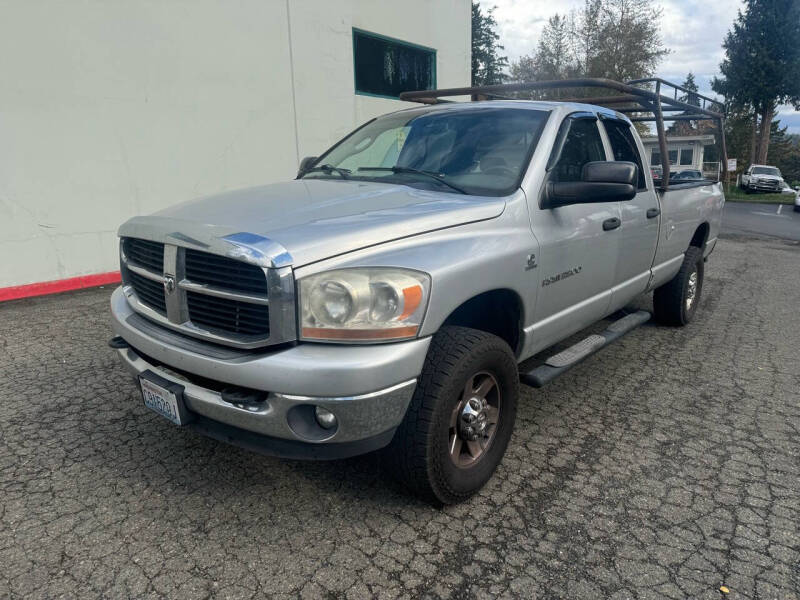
top-left (747, 181), bottom-right (782, 192)
top-left (110, 287), bottom-right (429, 455)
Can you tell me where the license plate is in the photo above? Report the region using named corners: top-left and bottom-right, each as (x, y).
top-left (138, 372), bottom-right (190, 425)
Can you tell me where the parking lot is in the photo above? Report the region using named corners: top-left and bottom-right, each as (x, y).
top-left (1, 233), bottom-right (799, 599)
top-left (722, 201), bottom-right (800, 241)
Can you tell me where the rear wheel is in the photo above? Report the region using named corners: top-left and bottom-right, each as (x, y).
top-left (385, 326), bottom-right (518, 505)
top-left (653, 246), bottom-right (704, 326)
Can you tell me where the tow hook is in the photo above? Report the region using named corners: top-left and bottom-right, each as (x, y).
top-left (220, 387), bottom-right (268, 408)
top-left (108, 336), bottom-right (130, 349)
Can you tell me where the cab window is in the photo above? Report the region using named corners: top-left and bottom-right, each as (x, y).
top-left (550, 117), bottom-right (606, 183)
top-left (601, 119), bottom-right (646, 189)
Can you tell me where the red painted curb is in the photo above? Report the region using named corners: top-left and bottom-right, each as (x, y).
top-left (0, 271), bottom-right (121, 302)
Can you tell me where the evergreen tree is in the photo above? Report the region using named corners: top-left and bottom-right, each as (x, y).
top-left (471, 2), bottom-right (509, 86)
top-left (712, 0), bottom-right (800, 163)
top-left (768, 122), bottom-right (800, 184)
top-left (668, 73), bottom-right (703, 135)
top-left (680, 72), bottom-right (700, 107)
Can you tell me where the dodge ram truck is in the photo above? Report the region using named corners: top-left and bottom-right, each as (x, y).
top-left (110, 79), bottom-right (725, 504)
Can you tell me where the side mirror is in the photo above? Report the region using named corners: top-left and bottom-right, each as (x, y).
top-left (794, 185), bottom-right (800, 191)
top-left (297, 156), bottom-right (318, 178)
top-left (545, 161), bottom-right (637, 208)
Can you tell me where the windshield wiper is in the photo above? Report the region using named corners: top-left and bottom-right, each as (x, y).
top-left (357, 166), bottom-right (467, 194)
top-left (302, 164), bottom-right (352, 179)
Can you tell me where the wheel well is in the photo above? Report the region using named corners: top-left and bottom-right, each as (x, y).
top-left (441, 289), bottom-right (523, 355)
top-left (690, 222), bottom-right (710, 249)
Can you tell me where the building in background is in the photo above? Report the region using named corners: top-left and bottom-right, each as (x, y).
top-left (0, 0), bottom-right (470, 295)
top-left (641, 135), bottom-right (718, 178)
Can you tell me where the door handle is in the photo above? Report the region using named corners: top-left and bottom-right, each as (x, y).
top-left (646, 207), bottom-right (661, 219)
top-left (602, 217), bottom-right (621, 231)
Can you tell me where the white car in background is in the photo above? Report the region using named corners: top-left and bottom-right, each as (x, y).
top-left (782, 182), bottom-right (800, 211)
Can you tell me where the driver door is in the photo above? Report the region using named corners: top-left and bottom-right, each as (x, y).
top-left (528, 113), bottom-right (622, 354)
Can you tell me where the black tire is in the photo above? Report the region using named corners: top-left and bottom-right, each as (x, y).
top-left (385, 326), bottom-right (519, 505)
top-left (653, 246), bottom-right (704, 326)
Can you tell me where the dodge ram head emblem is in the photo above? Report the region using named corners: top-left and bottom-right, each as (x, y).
top-left (163, 275), bottom-right (176, 294)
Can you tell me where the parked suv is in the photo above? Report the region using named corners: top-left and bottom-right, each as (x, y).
top-left (110, 83), bottom-right (724, 504)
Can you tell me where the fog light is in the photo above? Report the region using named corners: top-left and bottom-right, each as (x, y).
top-left (314, 406), bottom-right (337, 429)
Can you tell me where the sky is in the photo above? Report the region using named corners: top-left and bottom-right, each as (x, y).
top-left (478, 0), bottom-right (800, 134)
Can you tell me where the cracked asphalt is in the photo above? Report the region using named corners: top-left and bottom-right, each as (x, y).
top-left (2, 235), bottom-right (799, 599)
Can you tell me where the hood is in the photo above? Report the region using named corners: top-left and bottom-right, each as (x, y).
top-left (753, 174), bottom-right (782, 181)
top-left (118, 179), bottom-right (506, 267)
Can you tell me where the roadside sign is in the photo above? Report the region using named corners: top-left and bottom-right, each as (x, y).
top-left (727, 158), bottom-right (737, 171)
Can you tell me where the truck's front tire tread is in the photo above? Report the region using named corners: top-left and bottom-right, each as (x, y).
top-left (385, 326), bottom-right (518, 505)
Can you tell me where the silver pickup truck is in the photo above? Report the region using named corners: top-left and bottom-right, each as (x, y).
top-left (110, 79), bottom-right (725, 504)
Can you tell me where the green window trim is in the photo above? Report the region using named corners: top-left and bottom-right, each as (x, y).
top-left (352, 28), bottom-right (437, 100)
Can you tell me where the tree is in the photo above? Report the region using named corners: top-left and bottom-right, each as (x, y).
top-left (585, 0), bottom-right (670, 81)
top-left (509, 0), bottom-right (668, 87)
top-left (509, 14), bottom-right (578, 85)
top-left (680, 72), bottom-right (700, 107)
top-left (532, 14), bottom-right (578, 80)
top-left (471, 2), bottom-right (508, 86)
top-left (768, 122), bottom-right (800, 184)
top-left (508, 55), bottom-right (537, 83)
top-left (722, 109), bottom-right (800, 184)
top-left (668, 73), bottom-right (703, 135)
top-left (712, 0), bottom-right (800, 164)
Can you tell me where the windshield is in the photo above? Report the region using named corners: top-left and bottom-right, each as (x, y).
top-left (301, 106), bottom-right (549, 196)
top-left (753, 166), bottom-right (780, 176)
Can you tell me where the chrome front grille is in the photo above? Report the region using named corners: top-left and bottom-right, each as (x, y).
top-left (186, 292), bottom-right (270, 336)
top-left (123, 239), bottom-right (167, 314)
top-left (120, 237), bottom-right (295, 349)
top-left (124, 238), bottom-right (164, 273)
top-left (184, 249), bottom-right (267, 295)
top-left (127, 270), bottom-right (167, 315)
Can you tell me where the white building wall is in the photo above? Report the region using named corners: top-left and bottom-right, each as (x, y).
top-left (0, 0), bottom-right (470, 289)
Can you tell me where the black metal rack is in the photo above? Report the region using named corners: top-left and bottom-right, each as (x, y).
top-left (399, 78), bottom-right (727, 191)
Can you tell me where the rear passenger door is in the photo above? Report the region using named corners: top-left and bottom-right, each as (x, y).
top-left (528, 113), bottom-right (622, 353)
top-left (600, 117), bottom-right (660, 309)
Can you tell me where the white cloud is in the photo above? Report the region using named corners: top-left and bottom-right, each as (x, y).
top-left (480, 0), bottom-right (584, 62)
top-left (656, 0), bottom-right (743, 86)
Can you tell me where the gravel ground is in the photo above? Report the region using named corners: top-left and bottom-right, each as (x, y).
top-left (1, 235), bottom-right (799, 599)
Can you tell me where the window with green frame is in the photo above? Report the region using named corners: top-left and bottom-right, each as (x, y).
top-left (352, 29), bottom-right (436, 99)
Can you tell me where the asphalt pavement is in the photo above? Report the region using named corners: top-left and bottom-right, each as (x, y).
top-left (2, 235), bottom-right (799, 599)
top-left (722, 200), bottom-right (800, 241)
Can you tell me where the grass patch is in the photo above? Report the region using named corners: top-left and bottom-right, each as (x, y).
top-left (723, 183), bottom-right (795, 204)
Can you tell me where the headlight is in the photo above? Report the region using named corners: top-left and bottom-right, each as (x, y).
top-left (298, 268), bottom-right (430, 342)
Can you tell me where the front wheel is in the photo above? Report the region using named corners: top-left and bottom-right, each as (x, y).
top-left (385, 326), bottom-right (519, 505)
top-left (653, 246), bottom-right (704, 326)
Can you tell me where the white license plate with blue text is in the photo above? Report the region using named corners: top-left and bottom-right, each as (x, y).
top-left (140, 376), bottom-right (185, 425)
